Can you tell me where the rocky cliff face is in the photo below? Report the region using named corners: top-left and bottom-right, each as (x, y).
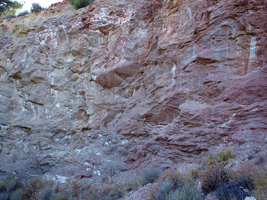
top-left (0, 0), bottom-right (266, 180)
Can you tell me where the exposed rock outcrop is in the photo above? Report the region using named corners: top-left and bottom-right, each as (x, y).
top-left (0, 0), bottom-right (266, 180)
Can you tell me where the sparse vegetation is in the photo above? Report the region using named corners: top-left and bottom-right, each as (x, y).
top-left (154, 180), bottom-right (172, 200)
top-left (200, 163), bottom-right (223, 193)
top-left (71, 180), bottom-right (81, 197)
top-left (67, 0), bottom-right (94, 9)
top-left (215, 182), bottom-right (249, 200)
top-left (141, 167), bottom-right (163, 185)
top-left (40, 189), bottom-right (52, 200)
top-left (0, 192), bottom-right (9, 200)
top-left (201, 153), bottom-right (218, 166)
top-left (17, 11), bottom-right (29, 17)
top-left (30, 3), bottom-right (43, 12)
top-left (0, 0), bottom-right (23, 16)
top-left (202, 148), bottom-right (234, 167)
top-left (167, 185), bottom-right (201, 200)
top-left (255, 156), bottom-right (265, 165)
top-left (56, 196), bottom-right (69, 200)
top-left (149, 170), bottom-right (203, 200)
top-left (199, 154), bottom-right (262, 200)
top-left (230, 164), bottom-right (256, 191)
top-left (218, 148), bottom-right (234, 162)
top-left (253, 168), bottom-right (267, 199)
top-left (10, 189), bottom-right (22, 200)
top-left (0, 148), bottom-right (264, 200)
top-left (4, 15), bottom-right (15, 19)
top-left (102, 162), bottom-right (118, 182)
top-left (86, 183), bottom-right (123, 200)
top-left (188, 168), bottom-right (200, 182)
top-left (121, 178), bottom-right (142, 193)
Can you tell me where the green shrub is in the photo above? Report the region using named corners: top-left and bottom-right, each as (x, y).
top-left (102, 184), bottom-right (123, 200)
top-left (215, 183), bottom-right (248, 200)
top-left (253, 169), bottom-right (267, 199)
top-left (0, 184), bottom-right (7, 193)
top-left (150, 171), bottom-right (187, 200)
top-left (0, 0), bottom-right (23, 16)
top-left (218, 148), bottom-right (234, 162)
top-left (72, 180), bottom-right (82, 197)
top-left (159, 171), bottom-right (185, 189)
top-left (202, 149), bottom-right (234, 167)
top-left (10, 189), bottom-right (23, 200)
top-left (5, 15), bottom-right (16, 19)
top-left (255, 156), bottom-right (265, 165)
top-left (57, 196), bottom-right (69, 200)
top-left (0, 193), bottom-right (9, 200)
top-left (200, 164), bottom-right (225, 193)
top-left (30, 3), bottom-right (43, 12)
top-left (6, 179), bottom-right (22, 194)
top-left (102, 162), bottom-right (117, 182)
top-left (188, 168), bottom-right (200, 182)
top-left (202, 154), bottom-right (218, 166)
top-left (166, 185), bottom-right (201, 200)
top-left (40, 189), bottom-right (52, 200)
top-left (86, 184), bottom-right (123, 200)
top-left (67, 0), bottom-right (94, 9)
top-left (231, 164), bottom-right (255, 191)
top-left (154, 180), bottom-right (172, 200)
top-left (29, 178), bottom-right (43, 190)
top-left (141, 167), bottom-right (163, 185)
top-left (17, 11), bottom-right (29, 17)
top-left (121, 178), bottom-right (142, 193)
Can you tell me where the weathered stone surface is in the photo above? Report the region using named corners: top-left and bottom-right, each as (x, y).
top-left (0, 0), bottom-right (266, 180)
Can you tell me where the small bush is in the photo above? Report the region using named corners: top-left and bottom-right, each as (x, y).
top-left (159, 171), bottom-right (185, 189)
top-left (29, 179), bottom-right (43, 190)
top-left (141, 167), bottom-right (163, 185)
top-left (87, 184), bottom-right (123, 200)
top-left (40, 189), bottom-right (52, 200)
top-left (30, 3), bottom-right (43, 12)
top-left (44, 179), bottom-right (55, 187)
top-left (150, 171), bottom-right (187, 200)
top-left (188, 168), bottom-right (200, 182)
top-left (200, 164), bottom-right (224, 193)
top-left (17, 11), bottom-right (29, 17)
top-left (215, 183), bottom-right (249, 200)
top-left (231, 164), bottom-right (256, 191)
top-left (0, 193), bottom-right (9, 200)
top-left (57, 196), bottom-right (69, 200)
top-left (22, 187), bottom-right (34, 200)
top-left (5, 15), bottom-right (16, 19)
top-left (67, 0), bottom-right (94, 9)
top-left (6, 179), bottom-right (22, 194)
top-left (253, 169), bottom-right (267, 199)
top-left (218, 148), bottom-right (234, 162)
top-left (102, 184), bottom-right (123, 200)
top-left (10, 189), bottom-right (23, 200)
top-left (166, 185), bottom-right (201, 200)
top-left (255, 156), bottom-right (265, 165)
top-left (121, 179), bottom-right (142, 193)
top-left (202, 154), bottom-right (218, 166)
top-left (0, 184), bottom-right (7, 193)
top-left (154, 180), bottom-right (172, 200)
top-left (86, 185), bottom-right (101, 199)
top-left (102, 162), bottom-right (117, 182)
top-left (72, 181), bottom-right (81, 197)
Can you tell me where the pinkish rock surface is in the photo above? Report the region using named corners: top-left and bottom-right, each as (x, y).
top-left (0, 0), bottom-right (266, 180)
